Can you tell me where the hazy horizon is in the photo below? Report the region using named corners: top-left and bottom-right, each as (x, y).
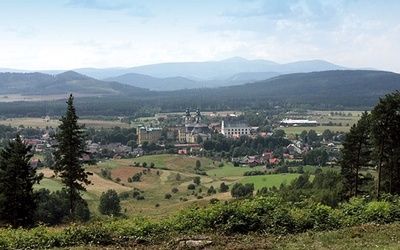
top-left (1, 0), bottom-right (399, 73)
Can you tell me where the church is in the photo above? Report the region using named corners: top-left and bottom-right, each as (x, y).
top-left (178, 108), bottom-right (212, 143)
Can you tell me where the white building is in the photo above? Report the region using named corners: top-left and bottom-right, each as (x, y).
top-left (280, 118), bottom-right (318, 127)
top-left (221, 120), bottom-right (252, 138)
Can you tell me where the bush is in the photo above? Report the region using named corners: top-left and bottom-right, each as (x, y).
top-left (132, 173), bottom-right (141, 182)
top-left (187, 184), bottom-right (196, 190)
top-left (165, 194), bottom-right (172, 199)
top-left (98, 189), bottom-right (121, 216)
top-left (231, 183), bottom-right (254, 198)
top-left (364, 201), bottom-right (392, 223)
top-left (118, 192), bottom-right (130, 200)
top-left (219, 182), bottom-right (229, 192)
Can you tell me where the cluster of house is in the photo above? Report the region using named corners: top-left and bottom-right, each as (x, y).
top-left (231, 142), bottom-right (314, 167)
top-left (20, 109), bottom-right (324, 166)
top-left (232, 152), bottom-right (281, 167)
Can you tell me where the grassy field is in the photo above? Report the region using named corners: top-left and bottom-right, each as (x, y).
top-left (240, 173), bottom-right (304, 190)
top-left (33, 156), bottom-right (355, 218)
top-left (0, 117), bottom-right (131, 129)
top-left (61, 222), bottom-right (400, 249)
top-left (280, 110), bottom-right (365, 135)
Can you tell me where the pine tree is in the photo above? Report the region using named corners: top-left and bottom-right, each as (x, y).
top-left (52, 94), bottom-right (91, 216)
top-left (0, 135), bottom-right (43, 228)
top-left (370, 91), bottom-right (400, 199)
top-left (340, 112), bottom-right (371, 198)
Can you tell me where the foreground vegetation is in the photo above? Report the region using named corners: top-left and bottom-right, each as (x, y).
top-left (1, 195), bottom-right (400, 249)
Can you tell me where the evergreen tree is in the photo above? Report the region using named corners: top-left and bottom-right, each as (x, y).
top-left (0, 135), bottom-right (43, 228)
top-left (98, 189), bottom-right (121, 215)
top-left (193, 176), bottom-right (201, 186)
top-left (340, 112), bottom-right (371, 198)
top-left (370, 91), bottom-right (400, 199)
top-left (52, 94), bottom-right (91, 216)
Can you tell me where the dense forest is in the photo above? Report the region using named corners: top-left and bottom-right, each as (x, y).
top-left (0, 70), bottom-right (399, 118)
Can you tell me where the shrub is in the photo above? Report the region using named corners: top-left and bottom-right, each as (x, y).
top-left (231, 183), bottom-right (254, 198)
top-left (136, 195), bottom-right (145, 200)
top-left (187, 184), bottom-right (196, 190)
top-left (132, 173), bottom-right (141, 182)
top-left (98, 189), bottom-right (121, 216)
top-left (219, 182), bottom-right (229, 192)
top-left (310, 203), bottom-right (339, 231)
top-left (118, 192), bottom-right (129, 200)
top-left (210, 198), bottom-right (220, 204)
top-left (165, 194), bottom-right (172, 199)
top-left (364, 201), bottom-right (392, 223)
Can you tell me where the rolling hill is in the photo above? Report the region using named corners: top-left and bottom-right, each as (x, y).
top-left (156, 70), bottom-right (400, 109)
top-left (104, 73), bottom-right (199, 91)
top-left (0, 71), bottom-right (148, 95)
top-left (0, 69), bottom-right (399, 118)
top-left (1, 58), bottom-right (352, 91)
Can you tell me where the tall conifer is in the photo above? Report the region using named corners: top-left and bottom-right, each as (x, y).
top-left (340, 112), bottom-right (371, 198)
top-left (0, 135), bottom-right (43, 228)
top-left (52, 94), bottom-right (91, 215)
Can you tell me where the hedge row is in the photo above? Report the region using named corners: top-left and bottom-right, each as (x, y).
top-left (1, 195), bottom-right (400, 249)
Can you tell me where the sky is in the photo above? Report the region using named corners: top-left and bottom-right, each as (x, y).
top-left (1, 0), bottom-right (400, 72)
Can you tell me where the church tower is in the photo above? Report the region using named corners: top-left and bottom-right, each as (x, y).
top-left (195, 108), bottom-right (201, 123)
top-left (185, 108), bottom-right (191, 125)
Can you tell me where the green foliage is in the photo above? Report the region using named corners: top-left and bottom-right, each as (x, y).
top-left (132, 173), bottom-right (141, 182)
top-left (231, 183), bottom-right (254, 198)
top-left (195, 160), bottom-right (201, 170)
top-left (34, 189), bottom-right (89, 225)
top-left (219, 182), bottom-right (229, 192)
top-left (193, 176), bottom-right (201, 186)
top-left (2, 196), bottom-right (400, 248)
top-left (243, 170), bottom-right (265, 176)
top-left (364, 201), bottom-right (392, 223)
top-left (187, 184), bottom-right (196, 190)
top-left (370, 91), bottom-right (400, 199)
top-left (340, 111), bottom-right (371, 198)
top-left (99, 189), bottom-right (121, 216)
top-left (52, 94), bottom-right (91, 217)
top-left (207, 186), bottom-right (216, 195)
top-left (101, 168), bottom-right (112, 180)
top-left (0, 135), bottom-right (43, 228)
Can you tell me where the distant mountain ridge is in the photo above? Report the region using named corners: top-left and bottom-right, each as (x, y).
top-left (0, 71), bottom-right (147, 95)
top-left (0, 57), bottom-right (352, 91)
top-left (0, 70), bottom-right (399, 115)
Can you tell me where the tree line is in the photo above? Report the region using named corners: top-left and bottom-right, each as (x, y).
top-left (341, 91), bottom-right (400, 200)
top-left (0, 94), bottom-right (91, 228)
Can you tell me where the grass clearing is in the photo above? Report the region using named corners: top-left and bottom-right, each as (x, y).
top-left (208, 164), bottom-right (266, 177)
top-left (0, 117), bottom-right (130, 129)
top-left (239, 173), bottom-right (303, 190)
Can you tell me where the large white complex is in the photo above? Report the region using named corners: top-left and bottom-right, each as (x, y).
top-left (280, 119), bottom-right (318, 127)
top-left (221, 120), bottom-right (252, 138)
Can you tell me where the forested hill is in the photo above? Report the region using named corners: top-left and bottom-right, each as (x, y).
top-left (152, 70), bottom-right (400, 110)
top-left (0, 70), bottom-right (399, 117)
top-left (217, 70), bottom-right (400, 107)
top-left (0, 71), bottom-right (148, 95)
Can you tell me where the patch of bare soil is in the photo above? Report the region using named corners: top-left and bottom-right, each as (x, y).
top-left (86, 172), bottom-right (132, 194)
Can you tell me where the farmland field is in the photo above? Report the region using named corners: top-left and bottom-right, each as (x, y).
top-left (280, 110), bottom-right (365, 134)
top-left (240, 173), bottom-right (305, 190)
top-left (32, 154), bottom-right (348, 218)
top-left (0, 117), bottom-right (131, 129)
